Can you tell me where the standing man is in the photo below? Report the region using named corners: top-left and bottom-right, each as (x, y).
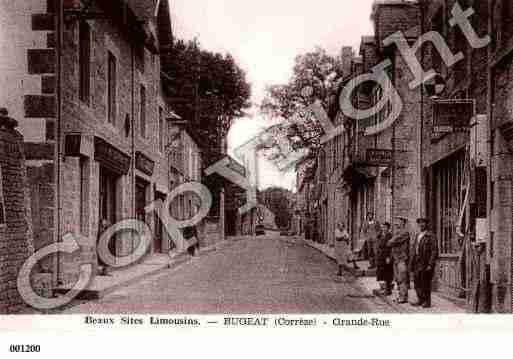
top-left (410, 218), bottom-right (439, 308)
top-left (360, 212), bottom-right (380, 268)
top-left (387, 217), bottom-right (410, 304)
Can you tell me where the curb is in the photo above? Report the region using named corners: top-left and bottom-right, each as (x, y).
top-left (56, 254), bottom-right (192, 300)
top-left (371, 288), bottom-right (411, 313)
top-left (299, 238), bottom-right (374, 277)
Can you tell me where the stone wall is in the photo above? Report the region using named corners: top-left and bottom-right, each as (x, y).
top-left (0, 110), bottom-right (35, 314)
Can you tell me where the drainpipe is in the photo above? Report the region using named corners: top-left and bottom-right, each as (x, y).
top-left (131, 40), bottom-right (136, 247)
top-left (419, 0), bottom-right (425, 219)
top-left (485, 0), bottom-right (494, 314)
top-left (54, 0), bottom-right (64, 286)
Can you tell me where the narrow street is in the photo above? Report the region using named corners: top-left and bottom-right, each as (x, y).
top-left (62, 237), bottom-right (394, 314)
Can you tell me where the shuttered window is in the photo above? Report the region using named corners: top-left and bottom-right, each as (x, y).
top-left (140, 85), bottom-right (146, 138)
top-left (107, 51), bottom-right (117, 125)
top-left (79, 21), bottom-right (91, 104)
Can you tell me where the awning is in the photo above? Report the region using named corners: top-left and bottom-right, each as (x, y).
top-left (341, 164), bottom-right (377, 188)
top-left (354, 166), bottom-right (378, 179)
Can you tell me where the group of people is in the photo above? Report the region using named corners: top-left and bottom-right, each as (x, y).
top-left (334, 213), bottom-right (439, 308)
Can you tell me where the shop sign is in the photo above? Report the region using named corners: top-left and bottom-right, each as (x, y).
top-left (366, 148), bottom-right (393, 166)
top-left (65, 134), bottom-right (94, 157)
top-left (433, 100), bottom-right (475, 133)
top-left (473, 166), bottom-right (487, 218)
top-left (94, 137), bottom-right (131, 175)
top-left (135, 151), bottom-right (155, 176)
top-left (227, 156), bottom-right (246, 177)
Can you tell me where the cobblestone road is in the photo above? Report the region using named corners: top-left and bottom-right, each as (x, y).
top-left (63, 237), bottom-right (394, 314)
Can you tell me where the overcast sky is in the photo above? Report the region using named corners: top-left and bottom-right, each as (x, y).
top-left (171, 0), bottom-right (375, 191)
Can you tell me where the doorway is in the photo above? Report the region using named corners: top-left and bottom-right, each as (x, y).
top-left (99, 166), bottom-right (118, 263)
top-left (154, 191), bottom-right (166, 254)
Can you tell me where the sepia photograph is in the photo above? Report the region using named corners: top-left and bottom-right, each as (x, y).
top-left (1, 1), bottom-right (513, 350)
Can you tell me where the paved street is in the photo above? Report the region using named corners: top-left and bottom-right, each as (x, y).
top-left (62, 237), bottom-right (394, 314)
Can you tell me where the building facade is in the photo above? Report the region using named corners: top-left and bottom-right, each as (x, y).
top-left (0, 0), bottom-right (212, 292)
top-left (310, 0), bottom-right (513, 313)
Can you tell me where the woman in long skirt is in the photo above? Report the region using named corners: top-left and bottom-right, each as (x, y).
top-left (334, 222), bottom-right (350, 276)
top-left (376, 222), bottom-right (394, 295)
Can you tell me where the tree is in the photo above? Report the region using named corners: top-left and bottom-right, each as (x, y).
top-left (259, 47), bottom-right (346, 151)
top-left (161, 39), bottom-right (251, 163)
top-left (259, 187), bottom-right (294, 230)
top-left (260, 47), bottom-right (344, 118)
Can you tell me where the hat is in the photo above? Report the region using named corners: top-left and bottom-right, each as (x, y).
top-left (416, 217), bottom-right (429, 224)
top-left (395, 216), bottom-right (408, 222)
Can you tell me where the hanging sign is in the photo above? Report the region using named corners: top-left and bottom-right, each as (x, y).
top-left (433, 99), bottom-right (475, 133)
top-left (366, 148), bottom-right (393, 166)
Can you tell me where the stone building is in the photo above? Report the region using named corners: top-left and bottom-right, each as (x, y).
top-left (413, 0), bottom-right (493, 311)
top-left (166, 118), bottom-right (205, 248)
top-left (292, 159), bottom-right (315, 237)
top-left (326, 0), bottom-right (422, 255)
top-left (324, 0), bottom-right (512, 312)
top-left (0, 0), bottom-right (202, 291)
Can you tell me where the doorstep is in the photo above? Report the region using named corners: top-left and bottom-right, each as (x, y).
top-left (56, 252), bottom-right (191, 300)
top-left (359, 276), bottom-right (467, 313)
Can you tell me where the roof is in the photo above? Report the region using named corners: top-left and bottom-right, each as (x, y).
top-left (124, 0), bottom-right (173, 53)
top-left (126, 0), bottom-right (159, 20)
top-left (372, 0), bottom-right (418, 15)
top-left (359, 35), bottom-right (377, 57)
top-left (372, 0), bottom-right (420, 48)
top-left (361, 35), bottom-right (376, 44)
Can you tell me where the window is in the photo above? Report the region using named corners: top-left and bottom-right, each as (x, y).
top-left (431, 8), bottom-right (445, 75)
top-left (433, 150), bottom-right (466, 254)
top-left (124, 114), bottom-right (130, 137)
top-left (140, 85), bottom-right (146, 138)
top-left (0, 165), bottom-right (5, 226)
top-left (159, 106), bottom-right (164, 152)
top-left (498, 0), bottom-right (513, 47)
top-left (453, 25), bottom-right (468, 84)
top-left (79, 21), bottom-right (91, 104)
top-left (135, 45), bottom-right (145, 73)
top-left (107, 51), bottom-right (117, 125)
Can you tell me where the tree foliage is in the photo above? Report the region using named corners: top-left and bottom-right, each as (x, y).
top-left (259, 187), bottom-right (294, 229)
top-left (260, 47), bottom-right (344, 119)
top-left (259, 47), bottom-right (346, 152)
top-left (162, 39), bottom-right (251, 162)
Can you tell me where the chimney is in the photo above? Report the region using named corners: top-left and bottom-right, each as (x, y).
top-left (341, 46), bottom-right (354, 78)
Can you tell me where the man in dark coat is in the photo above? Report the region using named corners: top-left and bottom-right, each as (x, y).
top-left (376, 222), bottom-right (394, 295)
top-left (410, 218), bottom-right (439, 308)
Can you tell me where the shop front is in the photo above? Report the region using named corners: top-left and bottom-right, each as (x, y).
top-left (94, 137), bottom-right (131, 267)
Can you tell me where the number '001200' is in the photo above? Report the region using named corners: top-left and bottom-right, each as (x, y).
top-left (9, 345), bottom-right (41, 353)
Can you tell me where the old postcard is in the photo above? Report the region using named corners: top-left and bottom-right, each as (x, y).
top-left (0, 0), bottom-right (512, 354)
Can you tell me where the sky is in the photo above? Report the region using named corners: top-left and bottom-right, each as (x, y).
top-left (171, 0), bottom-right (375, 191)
